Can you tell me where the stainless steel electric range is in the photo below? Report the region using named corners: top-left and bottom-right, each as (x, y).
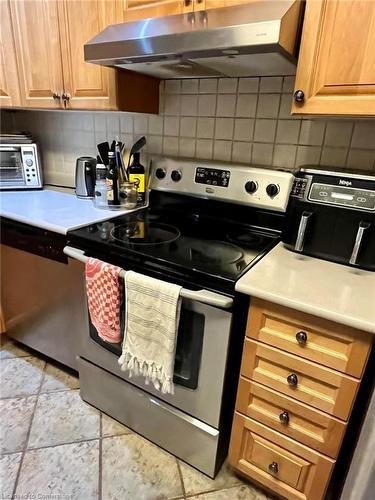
top-left (66, 157), bottom-right (294, 477)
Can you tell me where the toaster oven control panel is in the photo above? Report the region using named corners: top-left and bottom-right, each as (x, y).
top-left (308, 183), bottom-right (375, 211)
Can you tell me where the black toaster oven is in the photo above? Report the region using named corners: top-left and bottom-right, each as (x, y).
top-left (282, 167), bottom-right (375, 271)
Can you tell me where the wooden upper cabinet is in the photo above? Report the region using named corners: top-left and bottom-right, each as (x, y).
top-left (58, 0), bottom-right (120, 110)
top-left (203, 0), bottom-right (252, 9)
top-left (124, 0), bottom-right (185, 22)
top-left (292, 0), bottom-right (375, 115)
top-left (0, 1), bottom-right (21, 107)
top-left (10, 0), bottom-right (65, 109)
top-left (123, 0), bottom-right (251, 20)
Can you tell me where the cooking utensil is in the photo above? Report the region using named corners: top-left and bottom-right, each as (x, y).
top-left (97, 142), bottom-right (110, 166)
top-left (115, 141), bottom-right (128, 182)
top-left (128, 136), bottom-right (146, 166)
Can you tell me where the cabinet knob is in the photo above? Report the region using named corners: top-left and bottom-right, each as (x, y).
top-left (184, 0), bottom-right (192, 6)
top-left (287, 373), bottom-right (298, 387)
top-left (296, 331), bottom-right (307, 345)
top-left (62, 92), bottom-right (71, 103)
top-left (268, 461), bottom-right (279, 474)
top-left (279, 411), bottom-right (290, 425)
top-left (294, 89), bottom-right (305, 103)
top-left (52, 92), bottom-right (61, 100)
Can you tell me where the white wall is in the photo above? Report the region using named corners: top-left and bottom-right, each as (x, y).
top-left (3, 76), bottom-right (375, 187)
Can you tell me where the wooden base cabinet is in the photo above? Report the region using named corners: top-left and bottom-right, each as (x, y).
top-left (229, 299), bottom-right (373, 500)
top-left (230, 413), bottom-right (335, 500)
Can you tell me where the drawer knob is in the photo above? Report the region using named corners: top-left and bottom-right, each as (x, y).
top-left (296, 331), bottom-right (308, 345)
top-left (287, 373), bottom-right (298, 387)
top-left (279, 411), bottom-right (290, 424)
top-left (268, 461), bottom-right (279, 474)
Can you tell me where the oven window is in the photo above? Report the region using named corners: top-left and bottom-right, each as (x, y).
top-left (88, 303), bottom-right (204, 390)
top-left (0, 150), bottom-right (25, 185)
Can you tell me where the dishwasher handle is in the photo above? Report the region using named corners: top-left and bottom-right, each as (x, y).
top-left (63, 245), bottom-right (233, 309)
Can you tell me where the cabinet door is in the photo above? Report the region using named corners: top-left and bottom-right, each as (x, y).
top-left (292, 0), bottom-right (375, 115)
top-left (58, 0), bottom-right (120, 110)
top-left (124, 0), bottom-right (186, 22)
top-left (10, 0), bottom-right (65, 109)
top-left (203, 0), bottom-right (252, 9)
top-left (0, 0), bottom-right (21, 107)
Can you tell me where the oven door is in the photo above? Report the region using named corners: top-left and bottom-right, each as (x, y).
top-left (0, 146), bottom-right (26, 188)
top-left (80, 293), bottom-right (233, 429)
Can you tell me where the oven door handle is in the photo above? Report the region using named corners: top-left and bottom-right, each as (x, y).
top-left (63, 245), bottom-right (233, 309)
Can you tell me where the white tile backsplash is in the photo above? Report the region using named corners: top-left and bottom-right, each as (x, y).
top-left (199, 79), bottom-right (217, 94)
top-left (275, 120), bottom-right (301, 144)
top-left (213, 140), bottom-right (232, 161)
top-left (260, 77), bottom-right (283, 93)
top-left (214, 118), bottom-right (234, 140)
top-left (235, 94), bottom-right (257, 118)
top-left (216, 94), bottom-right (236, 117)
top-left (181, 79), bottom-right (198, 94)
top-left (351, 122), bottom-right (375, 149)
top-left (238, 78), bottom-right (259, 94)
top-left (218, 78), bottom-right (238, 94)
top-left (179, 117), bottom-right (197, 138)
top-left (254, 119), bottom-right (277, 143)
top-left (164, 116), bottom-right (179, 137)
top-left (3, 76), bottom-right (374, 188)
top-left (198, 94), bottom-right (216, 116)
top-left (233, 119), bottom-right (254, 142)
top-left (180, 95), bottom-right (198, 116)
top-left (256, 94), bottom-right (280, 119)
top-left (196, 117), bottom-right (215, 139)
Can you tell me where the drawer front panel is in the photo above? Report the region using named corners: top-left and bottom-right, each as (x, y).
top-left (229, 413), bottom-right (335, 500)
top-left (247, 299), bottom-right (372, 378)
top-left (241, 339), bottom-right (359, 420)
top-left (237, 378), bottom-right (347, 458)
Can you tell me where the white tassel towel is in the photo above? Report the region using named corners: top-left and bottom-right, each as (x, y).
top-left (118, 270), bottom-right (182, 395)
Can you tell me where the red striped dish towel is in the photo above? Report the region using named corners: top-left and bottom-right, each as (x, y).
top-left (85, 258), bottom-right (123, 343)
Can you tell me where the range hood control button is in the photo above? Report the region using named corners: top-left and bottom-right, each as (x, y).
top-left (171, 170), bottom-right (182, 182)
top-left (155, 168), bottom-right (166, 180)
top-left (245, 181), bottom-right (258, 194)
top-left (266, 183), bottom-right (279, 197)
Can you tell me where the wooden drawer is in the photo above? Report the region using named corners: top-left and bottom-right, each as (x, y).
top-left (241, 339), bottom-right (359, 420)
top-left (229, 413), bottom-right (335, 500)
top-left (236, 377), bottom-right (346, 458)
top-left (247, 299), bottom-right (372, 378)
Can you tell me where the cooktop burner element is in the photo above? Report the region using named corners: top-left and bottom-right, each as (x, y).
top-left (187, 240), bottom-right (244, 265)
top-left (111, 222), bottom-right (180, 245)
top-left (226, 231), bottom-right (264, 247)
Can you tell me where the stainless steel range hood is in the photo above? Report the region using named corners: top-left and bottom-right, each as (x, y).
top-left (84, 1), bottom-right (303, 79)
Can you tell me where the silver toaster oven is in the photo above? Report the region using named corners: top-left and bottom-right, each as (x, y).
top-left (0, 143), bottom-right (43, 190)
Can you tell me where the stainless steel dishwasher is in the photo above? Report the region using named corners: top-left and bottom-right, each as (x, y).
top-left (0, 218), bottom-right (87, 370)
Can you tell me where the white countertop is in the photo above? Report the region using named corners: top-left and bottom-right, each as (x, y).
top-left (0, 189), bottom-right (132, 234)
top-left (236, 242), bottom-right (375, 334)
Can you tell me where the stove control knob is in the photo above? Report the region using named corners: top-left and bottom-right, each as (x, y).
top-left (171, 170), bottom-right (182, 182)
top-left (266, 183), bottom-right (279, 198)
top-left (155, 168), bottom-right (166, 180)
top-left (245, 181), bottom-right (258, 194)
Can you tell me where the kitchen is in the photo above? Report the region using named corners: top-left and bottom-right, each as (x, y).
top-left (0, 1), bottom-right (374, 499)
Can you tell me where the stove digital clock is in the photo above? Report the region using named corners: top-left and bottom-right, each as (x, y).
top-left (195, 167), bottom-right (230, 187)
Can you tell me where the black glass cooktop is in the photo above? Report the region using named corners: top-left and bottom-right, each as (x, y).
top-left (68, 203), bottom-right (278, 291)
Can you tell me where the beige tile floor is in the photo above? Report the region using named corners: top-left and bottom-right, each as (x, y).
top-left (0, 337), bottom-right (270, 500)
